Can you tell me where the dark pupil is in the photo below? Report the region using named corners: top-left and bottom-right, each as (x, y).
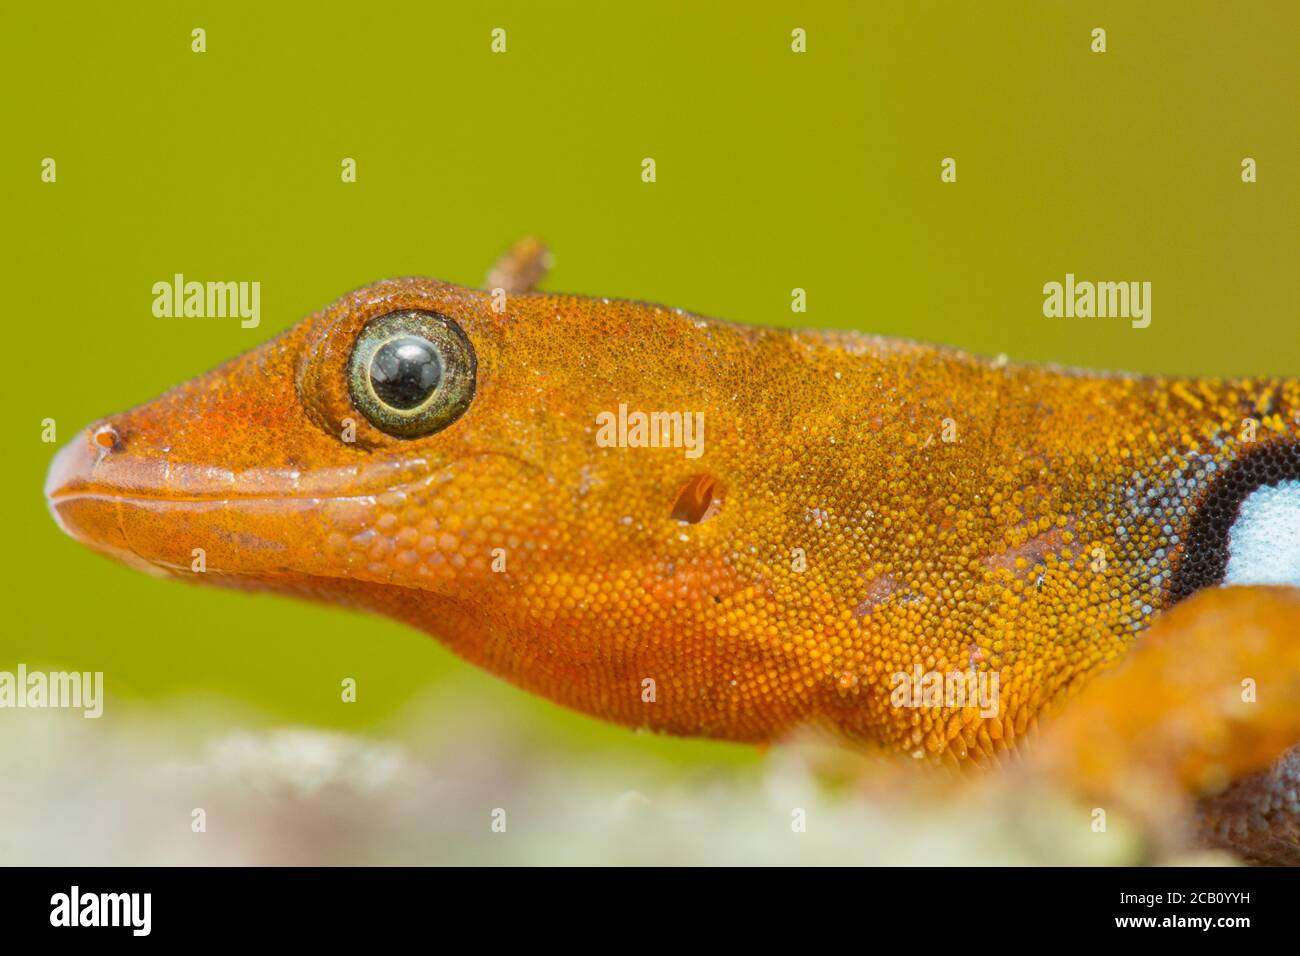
top-left (369, 336), bottom-right (442, 410)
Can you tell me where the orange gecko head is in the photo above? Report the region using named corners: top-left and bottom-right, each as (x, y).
top-left (46, 275), bottom-right (1300, 749)
top-left (45, 277), bottom-right (781, 724)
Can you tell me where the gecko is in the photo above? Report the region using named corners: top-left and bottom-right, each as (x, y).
top-left (45, 241), bottom-right (1300, 862)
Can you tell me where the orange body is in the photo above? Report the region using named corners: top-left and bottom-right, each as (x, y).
top-left (46, 275), bottom-right (1300, 767)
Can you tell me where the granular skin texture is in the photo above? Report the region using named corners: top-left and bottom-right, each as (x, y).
top-left (45, 277), bottom-right (1300, 774)
top-left (1199, 746), bottom-right (1300, 866)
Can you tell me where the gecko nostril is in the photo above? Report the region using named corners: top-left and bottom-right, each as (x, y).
top-left (671, 473), bottom-right (722, 524)
top-left (92, 424), bottom-right (121, 452)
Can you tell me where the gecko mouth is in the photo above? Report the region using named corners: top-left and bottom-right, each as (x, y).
top-left (45, 423), bottom-right (535, 582)
top-left (43, 424), bottom-right (447, 506)
top-left (43, 425), bottom-right (423, 575)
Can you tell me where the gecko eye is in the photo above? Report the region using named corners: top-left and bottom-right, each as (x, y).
top-left (347, 310), bottom-right (476, 438)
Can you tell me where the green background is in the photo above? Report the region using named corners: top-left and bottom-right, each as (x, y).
top-left (4, 2), bottom-right (1296, 762)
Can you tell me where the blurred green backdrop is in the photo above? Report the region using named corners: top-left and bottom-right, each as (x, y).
top-left (3, 2), bottom-right (1296, 760)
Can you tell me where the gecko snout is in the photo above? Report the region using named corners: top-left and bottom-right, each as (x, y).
top-left (43, 419), bottom-right (171, 574)
top-left (44, 420), bottom-right (118, 504)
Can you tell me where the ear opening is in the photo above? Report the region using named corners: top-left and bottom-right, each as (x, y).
top-left (671, 473), bottom-right (722, 524)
